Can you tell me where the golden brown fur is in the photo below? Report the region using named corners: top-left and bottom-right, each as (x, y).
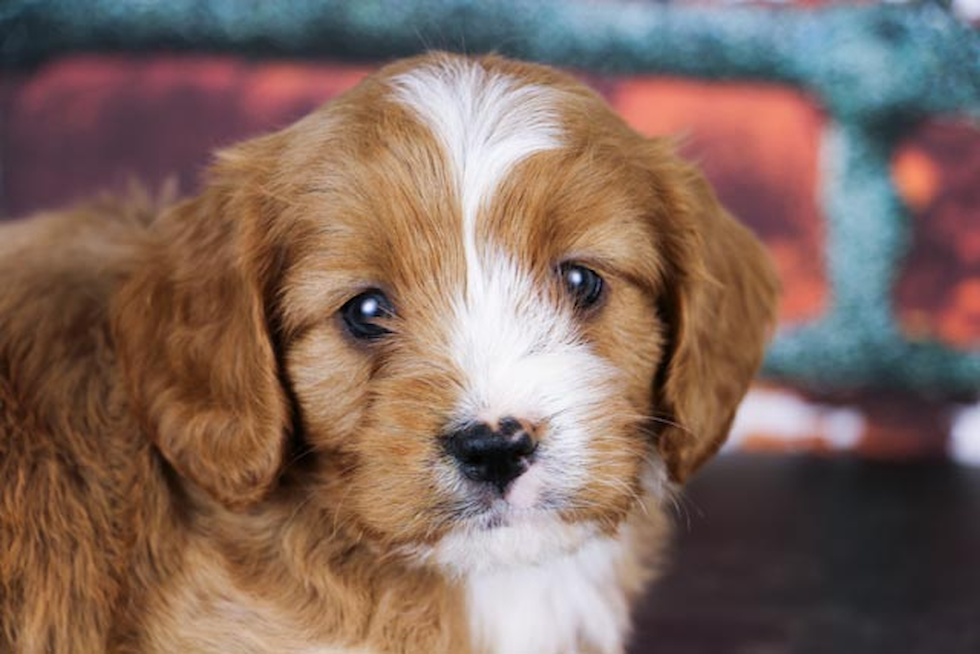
top-left (0, 53), bottom-right (778, 653)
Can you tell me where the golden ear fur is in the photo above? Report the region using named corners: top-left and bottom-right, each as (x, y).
top-left (112, 141), bottom-right (289, 509)
top-left (649, 141), bottom-right (780, 483)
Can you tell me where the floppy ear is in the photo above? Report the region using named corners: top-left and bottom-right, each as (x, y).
top-left (113, 147), bottom-right (290, 509)
top-left (649, 144), bottom-right (780, 483)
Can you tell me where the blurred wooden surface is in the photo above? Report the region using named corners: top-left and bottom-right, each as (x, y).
top-left (630, 455), bottom-right (980, 654)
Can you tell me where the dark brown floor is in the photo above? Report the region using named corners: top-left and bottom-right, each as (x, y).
top-left (629, 455), bottom-right (980, 654)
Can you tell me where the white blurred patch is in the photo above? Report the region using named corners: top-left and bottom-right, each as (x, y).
top-left (726, 388), bottom-right (866, 451)
top-left (950, 402), bottom-right (980, 466)
top-left (952, 0), bottom-right (980, 22)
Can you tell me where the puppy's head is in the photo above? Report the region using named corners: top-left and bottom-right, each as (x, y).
top-left (114, 53), bottom-right (778, 575)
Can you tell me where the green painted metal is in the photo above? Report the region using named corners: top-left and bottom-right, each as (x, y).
top-left (2, 0), bottom-right (979, 394)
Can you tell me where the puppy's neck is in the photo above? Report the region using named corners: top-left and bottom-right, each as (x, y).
top-left (152, 482), bottom-right (667, 654)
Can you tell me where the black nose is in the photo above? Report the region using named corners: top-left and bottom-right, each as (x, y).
top-left (444, 418), bottom-right (537, 491)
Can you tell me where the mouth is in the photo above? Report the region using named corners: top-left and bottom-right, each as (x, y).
top-left (454, 463), bottom-right (557, 528)
top-left (399, 462), bottom-right (612, 576)
top-left (415, 503), bottom-right (603, 576)
top-left (462, 497), bottom-right (551, 531)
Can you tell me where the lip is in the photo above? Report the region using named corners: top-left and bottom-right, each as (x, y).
top-left (414, 508), bottom-right (605, 577)
top-left (458, 494), bottom-right (562, 533)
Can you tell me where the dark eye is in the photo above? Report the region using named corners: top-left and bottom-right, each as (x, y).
top-left (560, 263), bottom-right (604, 310)
top-left (341, 290), bottom-right (394, 340)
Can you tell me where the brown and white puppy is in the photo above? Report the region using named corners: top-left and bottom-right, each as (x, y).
top-left (0, 53), bottom-right (778, 654)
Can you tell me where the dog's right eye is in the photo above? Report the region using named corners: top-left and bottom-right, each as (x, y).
top-left (341, 290), bottom-right (395, 340)
top-left (559, 263), bottom-right (605, 311)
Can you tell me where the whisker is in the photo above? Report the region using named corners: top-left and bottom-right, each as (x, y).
top-left (282, 443), bottom-right (319, 470)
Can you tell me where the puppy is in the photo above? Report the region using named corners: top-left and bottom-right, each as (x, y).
top-left (0, 52), bottom-right (778, 654)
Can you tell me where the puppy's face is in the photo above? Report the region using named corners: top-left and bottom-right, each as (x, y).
top-left (115, 54), bottom-right (778, 576)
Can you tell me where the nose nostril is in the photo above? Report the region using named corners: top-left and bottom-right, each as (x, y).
top-left (508, 431), bottom-right (537, 459)
top-left (497, 416), bottom-right (523, 437)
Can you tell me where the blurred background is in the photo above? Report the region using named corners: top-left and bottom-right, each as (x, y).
top-left (2, 0), bottom-right (979, 652)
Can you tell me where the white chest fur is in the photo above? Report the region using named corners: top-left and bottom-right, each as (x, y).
top-left (152, 528), bottom-right (643, 654)
top-left (464, 535), bottom-right (631, 654)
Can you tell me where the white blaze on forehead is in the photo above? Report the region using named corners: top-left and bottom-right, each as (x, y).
top-left (390, 57), bottom-right (563, 275)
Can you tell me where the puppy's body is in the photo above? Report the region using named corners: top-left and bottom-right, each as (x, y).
top-left (0, 54), bottom-right (777, 654)
top-left (0, 201), bottom-right (173, 652)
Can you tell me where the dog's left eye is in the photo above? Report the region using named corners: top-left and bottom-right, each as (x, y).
top-left (341, 290), bottom-right (394, 340)
top-left (560, 263), bottom-right (604, 310)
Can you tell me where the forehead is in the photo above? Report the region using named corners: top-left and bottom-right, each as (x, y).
top-left (281, 57), bottom-right (660, 320)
